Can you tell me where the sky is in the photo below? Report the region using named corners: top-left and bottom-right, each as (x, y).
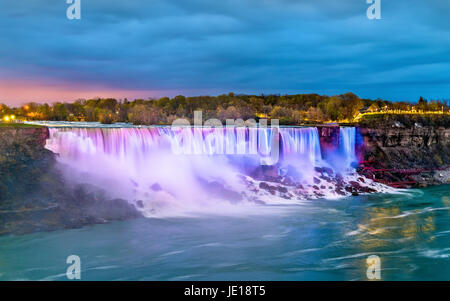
top-left (1, 0), bottom-right (450, 105)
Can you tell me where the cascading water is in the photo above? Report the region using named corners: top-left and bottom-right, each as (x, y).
top-left (338, 127), bottom-right (357, 167)
top-left (45, 126), bottom-right (387, 216)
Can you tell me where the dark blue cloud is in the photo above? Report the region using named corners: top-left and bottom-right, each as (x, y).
top-left (1, 0), bottom-right (450, 102)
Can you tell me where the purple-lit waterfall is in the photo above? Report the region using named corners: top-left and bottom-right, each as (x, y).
top-left (339, 127), bottom-right (357, 167)
top-left (46, 126), bottom-right (388, 216)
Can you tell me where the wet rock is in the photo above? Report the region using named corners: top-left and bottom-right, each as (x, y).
top-left (280, 177), bottom-right (295, 186)
top-left (150, 183), bottom-right (162, 191)
top-left (360, 186), bottom-right (377, 193)
top-left (319, 176), bottom-right (328, 182)
top-left (262, 166), bottom-right (279, 181)
top-left (204, 180), bottom-right (243, 203)
top-left (313, 177), bottom-right (321, 184)
top-left (281, 193), bottom-right (292, 200)
top-left (349, 181), bottom-right (361, 189)
top-left (322, 167), bottom-right (334, 176)
top-left (259, 182), bottom-right (270, 190)
top-left (335, 189), bottom-right (346, 196)
top-left (351, 191), bottom-right (359, 196)
top-left (277, 186), bottom-right (288, 193)
top-left (294, 189), bottom-right (305, 196)
top-left (335, 173), bottom-right (344, 186)
top-left (314, 191), bottom-right (325, 197)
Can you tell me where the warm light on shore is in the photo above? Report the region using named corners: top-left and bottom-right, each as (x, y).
top-left (2, 115), bottom-right (16, 122)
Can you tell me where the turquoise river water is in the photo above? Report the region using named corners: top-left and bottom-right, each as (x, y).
top-left (0, 185), bottom-right (449, 281)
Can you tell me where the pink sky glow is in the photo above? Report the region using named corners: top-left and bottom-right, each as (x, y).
top-left (0, 79), bottom-right (175, 106)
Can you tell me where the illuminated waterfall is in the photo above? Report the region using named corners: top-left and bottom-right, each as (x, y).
top-left (45, 126), bottom-right (366, 215)
top-left (338, 127), bottom-right (357, 166)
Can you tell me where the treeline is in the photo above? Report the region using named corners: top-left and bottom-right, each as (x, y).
top-left (358, 113), bottom-right (450, 128)
top-left (1, 93), bottom-right (448, 125)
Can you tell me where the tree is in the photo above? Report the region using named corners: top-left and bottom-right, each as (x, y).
top-left (307, 107), bottom-right (326, 122)
top-left (368, 103), bottom-right (379, 112)
top-left (418, 96), bottom-right (427, 111)
top-left (36, 104), bottom-right (52, 119)
top-left (52, 103), bottom-right (68, 121)
top-left (128, 104), bottom-right (166, 125)
top-left (249, 97), bottom-right (264, 113)
top-left (98, 109), bottom-right (114, 124)
top-left (270, 106), bottom-right (295, 124)
top-left (217, 106), bottom-right (242, 121)
top-left (340, 95), bottom-right (363, 120)
top-left (324, 96), bottom-right (342, 121)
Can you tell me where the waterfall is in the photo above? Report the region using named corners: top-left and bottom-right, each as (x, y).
top-left (338, 127), bottom-right (357, 167)
top-left (47, 127), bottom-right (328, 164)
top-left (45, 126), bottom-right (362, 215)
top-left (279, 127), bottom-right (322, 164)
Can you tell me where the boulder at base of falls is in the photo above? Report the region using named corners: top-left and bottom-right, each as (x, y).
top-left (150, 183), bottom-right (163, 191)
top-left (202, 180), bottom-right (243, 204)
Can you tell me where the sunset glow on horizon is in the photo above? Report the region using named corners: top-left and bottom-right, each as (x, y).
top-left (0, 79), bottom-right (178, 106)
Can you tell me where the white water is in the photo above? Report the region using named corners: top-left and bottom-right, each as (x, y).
top-left (45, 126), bottom-right (391, 216)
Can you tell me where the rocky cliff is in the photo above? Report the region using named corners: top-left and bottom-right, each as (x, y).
top-left (0, 125), bottom-right (142, 235)
top-left (356, 116), bottom-right (450, 187)
top-left (0, 126), bottom-right (54, 200)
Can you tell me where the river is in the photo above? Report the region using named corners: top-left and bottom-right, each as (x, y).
top-left (1, 185), bottom-right (448, 280)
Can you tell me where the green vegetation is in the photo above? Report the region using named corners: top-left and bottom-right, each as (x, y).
top-left (1, 93), bottom-right (448, 125)
top-left (357, 113), bottom-right (450, 128)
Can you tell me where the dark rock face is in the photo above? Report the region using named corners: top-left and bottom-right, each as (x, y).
top-left (250, 165), bottom-right (279, 182)
top-left (317, 126), bottom-right (340, 159)
top-left (0, 127), bottom-right (54, 200)
top-left (0, 127), bottom-right (142, 236)
top-left (358, 126), bottom-right (450, 169)
top-left (357, 124), bottom-right (450, 187)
